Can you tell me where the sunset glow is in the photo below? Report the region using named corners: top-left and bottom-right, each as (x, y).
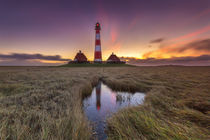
top-left (0, 0), bottom-right (210, 65)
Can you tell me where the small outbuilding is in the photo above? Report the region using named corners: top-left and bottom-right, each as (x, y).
top-left (69, 50), bottom-right (88, 63)
top-left (107, 53), bottom-right (125, 64)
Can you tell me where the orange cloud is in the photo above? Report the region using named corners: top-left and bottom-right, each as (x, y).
top-left (120, 55), bottom-right (210, 66)
top-left (143, 39), bottom-right (210, 59)
top-left (143, 25), bottom-right (210, 59)
top-left (39, 60), bottom-right (67, 64)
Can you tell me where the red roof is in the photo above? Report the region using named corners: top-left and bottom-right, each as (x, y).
top-left (107, 53), bottom-right (120, 61)
top-left (74, 50), bottom-right (87, 62)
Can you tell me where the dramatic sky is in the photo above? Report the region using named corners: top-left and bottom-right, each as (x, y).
top-left (0, 0), bottom-right (210, 66)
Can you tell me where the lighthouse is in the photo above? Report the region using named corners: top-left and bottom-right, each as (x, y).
top-left (94, 22), bottom-right (102, 62)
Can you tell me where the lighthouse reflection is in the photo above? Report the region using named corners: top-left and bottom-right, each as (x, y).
top-left (83, 82), bottom-right (145, 140)
top-left (96, 81), bottom-right (101, 110)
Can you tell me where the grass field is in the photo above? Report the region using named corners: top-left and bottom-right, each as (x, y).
top-left (0, 66), bottom-right (209, 140)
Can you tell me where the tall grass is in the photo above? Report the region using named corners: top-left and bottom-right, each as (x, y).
top-left (103, 66), bottom-right (210, 140)
top-left (0, 66), bottom-right (209, 139)
top-left (0, 67), bottom-right (101, 140)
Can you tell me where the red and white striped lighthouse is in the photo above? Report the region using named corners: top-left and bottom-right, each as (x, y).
top-left (94, 22), bottom-right (102, 62)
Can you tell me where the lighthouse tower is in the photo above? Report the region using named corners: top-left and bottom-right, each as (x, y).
top-left (94, 22), bottom-right (102, 62)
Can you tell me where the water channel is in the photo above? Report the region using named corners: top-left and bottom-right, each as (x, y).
top-left (83, 81), bottom-right (145, 140)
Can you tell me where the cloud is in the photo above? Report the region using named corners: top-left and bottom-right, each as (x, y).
top-left (177, 39), bottom-right (210, 52)
top-left (173, 25), bottom-right (210, 42)
top-left (0, 53), bottom-right (70, 66)
top-left (120, 55), bottom-right (210, 66)
top-left (0, 59), bottom-right (66, 66)
top-left (143, 39), bottom-right (210, 58)
top-left (150, 38), bottom-right (164, 43)
top-left (0, 53), bottom-right (69, 61)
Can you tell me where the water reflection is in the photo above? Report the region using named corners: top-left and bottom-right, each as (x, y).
top-left (96, 82), bottom-right (101, 110)
top-left (83, 82), bottom-right (145, 140)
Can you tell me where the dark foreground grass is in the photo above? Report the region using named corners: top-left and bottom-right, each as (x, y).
top-left (0, 66), bottom-right (209, 140)
top-left (0, 67), bottom-right (101, 140)
top-left (103, 66), bottom-right (210, 140)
